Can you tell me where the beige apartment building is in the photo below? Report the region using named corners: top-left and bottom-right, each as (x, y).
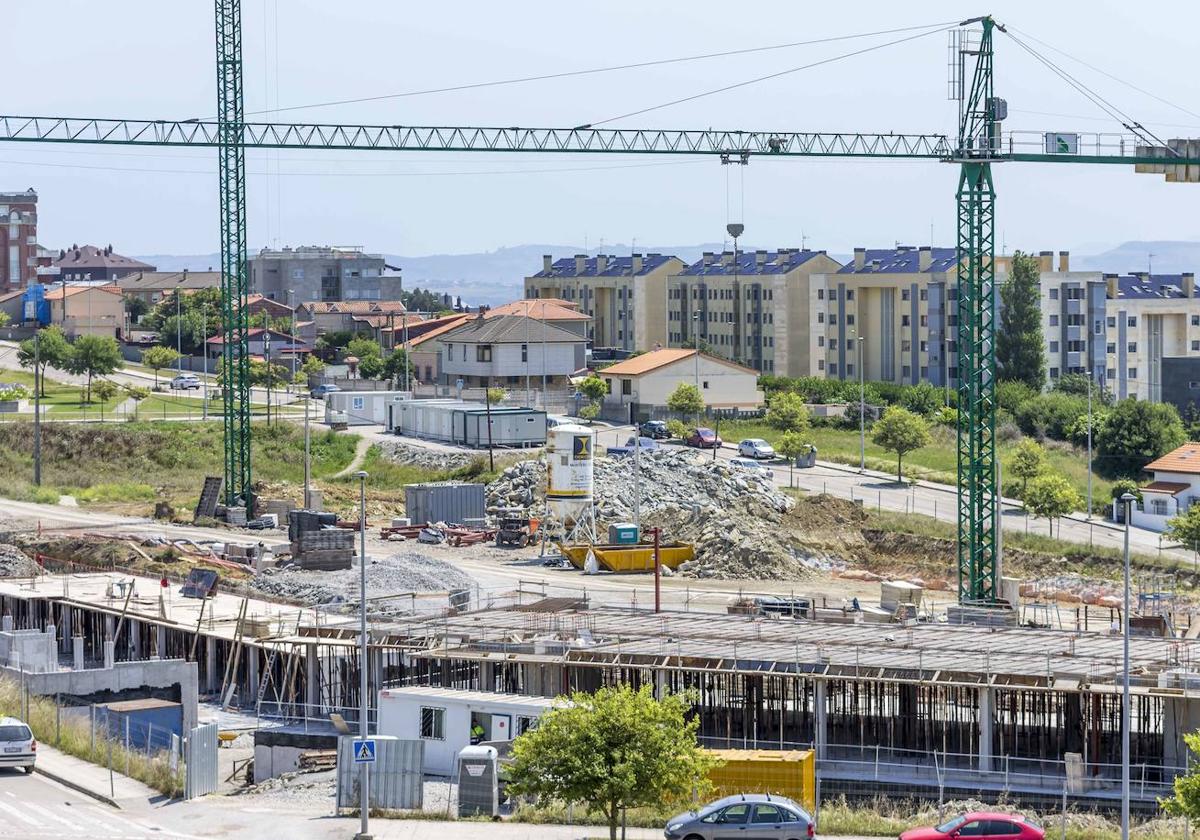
top-left (666, 248), bottom-right (842, 376)
top-left (1104, 271), bottom-right (1200, 402)
top-left (524, 253), bottom-right (685, 351)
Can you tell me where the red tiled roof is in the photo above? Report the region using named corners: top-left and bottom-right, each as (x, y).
top-left (1140, 481), bottom-right (1191, 495)
top-left (1144, 443), bottom-right (1200, 475)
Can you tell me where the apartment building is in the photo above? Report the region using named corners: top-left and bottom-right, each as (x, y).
top-left (667, 248), bottom-right (842, 376)
top-left (1104, 271), bottom-right (1200, 402)
top-left (0, 189), bottom-right (39, 291)
top-left (1027, 251), bottom-right (1107, 387)
top-left (524, 253), bottom-right (684, 350)
top-left (249, 246), bottom-right (395, 303)
top-left (51, 245), bottom-right (154, 282)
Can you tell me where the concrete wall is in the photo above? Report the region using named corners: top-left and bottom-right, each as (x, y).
top-left (0, 628), bottom-right (56, 672)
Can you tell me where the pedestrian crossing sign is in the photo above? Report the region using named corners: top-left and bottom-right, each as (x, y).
top-left (353, 738), bottom-right (376, 763)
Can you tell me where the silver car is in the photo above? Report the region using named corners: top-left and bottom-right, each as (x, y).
top-left (665, 793), bottom-right (814, 840)
top-left (0, 717), bottom-right (36, 774)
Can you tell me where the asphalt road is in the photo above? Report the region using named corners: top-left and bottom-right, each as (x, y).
top-left (0, 769), bottom-right (193, 839)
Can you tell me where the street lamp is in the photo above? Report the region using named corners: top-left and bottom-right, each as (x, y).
top-left (1120, 491), bottom-right (1135, 840)
top-left (355, 469), bottom-right (371, 840)
top-left (201, 299), bottom-right (209, 421)
top-left (175, 273), bottom-right (185, 374)
top-left (692, 311), bottom-right (701, 424)
top-left (849, 329), bottom-right (866, 473)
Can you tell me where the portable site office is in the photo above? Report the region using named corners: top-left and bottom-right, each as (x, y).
top-left (386, 397), bottom-right (547, 447)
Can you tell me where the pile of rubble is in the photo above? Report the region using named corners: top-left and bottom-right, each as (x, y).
top-left (376, 438), bottom-right (475, 472)
top-left (0, 544), bottom-right (38, 578)
top-left (252, 550), bottom-right (476, 606)
top-left (486, 449), bottom-right (831, 580)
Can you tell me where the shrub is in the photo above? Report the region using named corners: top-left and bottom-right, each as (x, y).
top-left (1014, 392), bottom-right (1089, 441)
top-left (666, 419), bottom-right (688, 439)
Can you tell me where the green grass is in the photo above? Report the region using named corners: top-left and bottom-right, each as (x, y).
top-left (719, 419), bottom-right (1113, 503)
top-left (0, 421), bottom-right (361, 509)
top-left (336, 444), bottom-right (511, 493)
top-left (0, 368), bottom-right (124, 418)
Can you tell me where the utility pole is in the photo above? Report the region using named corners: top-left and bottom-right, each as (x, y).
top-left (858, 335), bottom-right (866, 473)
top-left (33, 329), bottom-right (41, 486)
top-left (303, 392), bottom-right (311, 508)
top-left (1086, 371), bottom-right (1094, 520)
top-left (202, 299), bottom-right (209, 421)
top-left (1120, 491), bottom-right (1134, 840)
top-left (176, 274), bottom-right (185, 374)
top-left (484, 378), bottom-right (494, 472)
top-left (354, 470), bottom-right (371, 840)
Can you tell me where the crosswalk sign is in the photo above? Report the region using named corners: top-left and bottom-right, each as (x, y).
top-left (353, 738), bottom-right (376, 763)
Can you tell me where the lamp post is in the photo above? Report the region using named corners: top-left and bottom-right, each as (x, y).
top-left (175, 274), bottom-right (185, 374)
top-left (1087, 370), bottom-right (1094, 520)
top-left (201, 300), bottom-right (209, 421)
top-left (1120, 491), bottom-right (1134, 840)
top-left (355, 469), bottom-right (371, 840)
top-left (692, 311), bottom-right (701, 424)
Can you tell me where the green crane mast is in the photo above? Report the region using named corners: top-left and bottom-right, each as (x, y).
top-left (4, 10), bottom-right (1198, 599)
top-left (214, 0), bottom-right (251, 508)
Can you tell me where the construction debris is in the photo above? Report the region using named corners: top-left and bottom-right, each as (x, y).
top-left (251, 550), bottom-right (476, 607)
top-left (0, 544), bottom-right (38, 577)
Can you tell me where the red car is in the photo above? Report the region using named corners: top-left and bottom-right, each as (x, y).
top-left (686, 427), bottom-right (723, 449)
top-left (900, 812), bottom-right (1044, 840)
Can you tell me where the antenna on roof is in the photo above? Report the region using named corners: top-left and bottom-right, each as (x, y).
top-left (1148, 251), bottom-right (1155, 275)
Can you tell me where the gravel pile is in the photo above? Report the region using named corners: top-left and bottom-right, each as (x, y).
top-left (487, 449), bottom-right (827, 580)
top-left (252, 550), bottom-right (476, 606)
top-left (0, 544), bottom-right (38, 577)
top-left (376, 438), bottom-right (475, 472)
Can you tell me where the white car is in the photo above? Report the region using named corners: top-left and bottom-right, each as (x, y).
top-left (0, 717), bottom-right (35, 774)
top-left (169, 373), bottom-right (201, 391)
top-left (738, 438), bottom-right (776, 459)
top-left (730, 457), bottom-right (775, 480)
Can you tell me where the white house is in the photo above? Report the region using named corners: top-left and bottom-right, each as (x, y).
top-left (600, 348), bottom-right (764, 421)
top-left (376, 686), bottom-right (558, 776)
top-left (1130, 442), bottom-right (1200, 531)
top-left (438, 313), bottom-right (586, 389)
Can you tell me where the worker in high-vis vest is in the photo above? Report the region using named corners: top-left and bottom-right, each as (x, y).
top-left (470, 721), bottom-right (486, 744)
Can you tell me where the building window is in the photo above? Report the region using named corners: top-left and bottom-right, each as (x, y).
top-left (1106, 343), bottom-right (1116, 354)
top-left (901, 340), bottom-right (911, 352)
top-left (919, 289), bottom-right (928, 301)
top-left (919, 341), bottom-right (927, 353)
top-left (1067, 314), bottom-right (1085, 326)
top-left (1049, 315), bottom-right (1059, 326)
top-left (901, 315), bottom-right (910, 327)
top-left (1068, 340), bottom-right (1085, 352)
top-left (817, 336), bottom-right (825, 347)
top-left (476, 345), bottom-right (493, 362)
top-left (847, 338), bottom-right (855, 351)
top-left (1128, 317), bottom-right (1137, 327)
top-left (521, 344), bottom-right (528, 362)
top-left (920, 366), bottom-right (928, 377)
top-left (818, 359), bottom-right (825, 371)
top-left (829, 363), bottom-right (837, 376)
top-left (817, 313), bottom-right (824, 324)
top-left (1193, 341), bottom-right (1200, 352)
top-left (1193, 315), bottom-right (1200, 327)
top-left (817, 289), bottom-right (825, 300)
top-left (830, 338), bottom-right (838, 350)
top-left (1107, 368), bottom-right (1116, 380)
top-left (1049, 367), bottom-right (1059, 378)
top-left (902, 365), bottom-right (910, 377)
top-left (1049, 288), bottom-right (1059, 300)
top-left (1094, 321), bottom-right (1102, 335)
top-left (1151, 498), bottom-right (1169, 516)
top-left (1127, 342), bottom-right (1137, 353)
top-left (846, 364), bottom-right (854, 376)
top-left (1128, 367), bottom-right (1138, 379)
top-left (919, 315), bottom-right (928, 327)
top-left (621, 378), bottom-right (631, 395)
top-left (901, 289), bottom-right (910, 301)
top-left (1107, 316), bottom-right (1116, 327)
top-left (847, 314), bottom-right (856, 325)
top-left (420, 707), bottom-right (445, 740)
top-left (515, 716), bottom-right (536, 736)
top-left (829, 314), bottom-right (837, 325)
top-left (1049, 341), bottom-right (1059, 352)
top-left (846, 289), bottom-right (855, 300)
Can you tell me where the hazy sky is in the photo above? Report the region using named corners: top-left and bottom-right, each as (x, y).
top-left (7, 1), bottom-right (1200, 257)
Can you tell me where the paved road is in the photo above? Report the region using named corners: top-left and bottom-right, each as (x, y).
top-left (0, 769), bottom-right (194, 839)
top-left (595, 425), bottom-right (1197, 569)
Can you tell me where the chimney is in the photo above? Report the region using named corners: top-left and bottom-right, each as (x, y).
top-left (853, 248), bottom-right (866, 270)
top-left (542, 254), bottom-right (552, 272)
top-left (1058, 250), bottom-right (1070, 272)
top-left (756, 249), bottom-right (767, 266)
top-left (1038, 250), bottom-right (1053, 273)
top-left (918, 246), bottom-right (932, 272)
top-left (1105, 273), bottom-right (1119, 298)
top-left (574, 254), bottom-right (586, 274)
top-left (1185, 272), bottom-right (1196, 298)
top-left (596, 254), bottom-right (608, 273)
top-left (632, 253), bottom-right (644, 274)
top-left (703, 252), bottom-right (715, 266)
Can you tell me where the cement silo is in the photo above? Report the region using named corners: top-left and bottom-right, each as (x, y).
top-left (545, 423), bottom-right (596, 541)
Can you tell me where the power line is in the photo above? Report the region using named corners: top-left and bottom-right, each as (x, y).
top-left (1008, 108), bottom-right (1200, 132)
top-left (583, 23), bottom-right (954, 127)
top-left (205, 21), bottom-right (959, 120)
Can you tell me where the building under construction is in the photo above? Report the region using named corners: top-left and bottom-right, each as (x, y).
top-left (0, 570), bottom-right (1195, 809)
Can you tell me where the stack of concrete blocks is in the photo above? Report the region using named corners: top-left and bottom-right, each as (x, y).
top-left (288, 510), bottom-right (354, 571)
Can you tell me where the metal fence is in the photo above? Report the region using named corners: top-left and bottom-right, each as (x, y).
top-left (183, 722), bottom-right (219, 799)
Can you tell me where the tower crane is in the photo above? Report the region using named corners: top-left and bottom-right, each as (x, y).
top-left (3, 6), bottom-right (1198, 602)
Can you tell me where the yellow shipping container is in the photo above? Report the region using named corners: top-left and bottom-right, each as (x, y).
top-left (703, 749), bottom-right (816, 814)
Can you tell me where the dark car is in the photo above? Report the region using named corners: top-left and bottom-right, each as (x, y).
top-left (639, 420), bottom-right (671, 439)
top-left (664, 794), bottom-right (814, 840)
top-left (685, 427), bottom-right (722, 449)
top-left (900, 812), bottom-right (1044, 840)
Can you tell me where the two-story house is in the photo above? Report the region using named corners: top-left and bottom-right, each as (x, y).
top-left (1130, 442), bottom-right (1200, 531)
top-left (438, 314), bottom-right (585, 388)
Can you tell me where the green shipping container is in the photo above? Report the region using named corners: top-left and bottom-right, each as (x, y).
top-left (607, 523), bottom-right (639, 545)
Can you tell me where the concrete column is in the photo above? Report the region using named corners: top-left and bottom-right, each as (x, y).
top-left (654, 668), bottom-right (666, 699)
top-left (60, 610), bottom-right (72, 652)
top-left (104, 615), bottom-right (114, 641)
top-left (247, 646), bottom-right (260, 707)
top-left (155, 626), bottom-right (167, 660)
top-left (978, 687), bottom-right (995, 773)
top-left (2, 615), bottom-right (12, 631)
top-left (205, 636), bottom-right (218, 694)
top-left (305, 644), bottom-right (319, 714)
top-left (130, 619), bottom-right (142, 659)
top-left (814, 680), bottom-right (828, 761)
top-left (73, 636), bottom-right (84, 671)
top-left (103, 640), bottom-right (115, 670)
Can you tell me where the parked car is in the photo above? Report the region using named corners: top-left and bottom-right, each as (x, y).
top-left (638, 420), bottom-right (671, 440)
top-left (665, 794), bottom-right (814, 840)
top-left (900, 812), bottom-right (1044, 840)
top-left (310, 383), bottom-right (341, 399)
top-left (738, 438), bottom-right (776, 459)
top-left (0, 717), bottom-right (36, 774)
top-left (169, 373), bottom-right (201, 391)
top-left (730, 457), bottom-right (775, 480)
top-left (685, 427), bottom-right (722, 449)
top-left (605, 436), bottom-right (661, 457)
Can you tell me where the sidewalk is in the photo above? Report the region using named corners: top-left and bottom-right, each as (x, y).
top-left (34, 742), bottom-right (161, 809)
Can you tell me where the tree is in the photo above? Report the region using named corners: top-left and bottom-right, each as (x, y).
top-left (577, 375), bottom-right (608, 403)
top-left (1009, 438), bottom-right (1049, 501)
top-left (92, 379), bottom-right (119, 420)
top-left (899, 381), bottom-right (943, 416)
top-left (507, 685), bottom-right (718, 840)
top-left (666, 382), bottom-right (704, 419)
top-left (996, 379), bottom-right (1038, 416)
top-left (64, 335), bottom-right (122, 402)
top-left (765, 391), bottom-right (811, 433)
top-left (141, 345), bottom-right (180, 388)
top-left (1095, 398), bottom-right (1187, 477)
top-left (997, 251), bottom-right (1046, 389)
top-left (382, 348), bottom-right (412, 386)
top-left (775, 430), bottom-right (811, 488)
top-left (1165, 733), bottom-right (1200, 823)
top-left (0, 311), bottom-right (9, 328)
top-left (301, 354), bottom-right (326, 376)
top-left (1024, 472), bottom-right (1083, 537)
top-left (357, 354), bottom-right (385, 380)
top-left (1167, 504), bottom-right (1200, 560)
top-left (122, 294), bottom-right (149, 323)
top-left (345, 336), bottom-right (381, 361)
top-left (123, 384), bottom-right (149, 420)
top-left (17, 326), bottom-right (71, 396)
top-left (578, 402), bottom-right (600, 422)
top-left (871, 406), bottom-right (931, 483)
top-left (486, 387), bottom-right (507, 405)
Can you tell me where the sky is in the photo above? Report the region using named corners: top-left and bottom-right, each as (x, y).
top-left (6, 1), bottom-right (1200, 259)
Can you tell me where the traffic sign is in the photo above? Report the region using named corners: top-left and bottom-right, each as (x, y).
top-left (353, 738), bottom-right (376, 764)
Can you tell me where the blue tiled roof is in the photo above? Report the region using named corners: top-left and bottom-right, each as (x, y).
top-left (837, 247), bottom-right (958, 274)
top-left (1114, 273), bottom-right (1191, 299)
top-left (679, 249), bottom-right (832, 276)
top-left (533, 253), bottom-right (676, 278)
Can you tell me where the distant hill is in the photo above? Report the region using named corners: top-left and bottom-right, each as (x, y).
top-left (1073, 240), bottom-right (1200, 274)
